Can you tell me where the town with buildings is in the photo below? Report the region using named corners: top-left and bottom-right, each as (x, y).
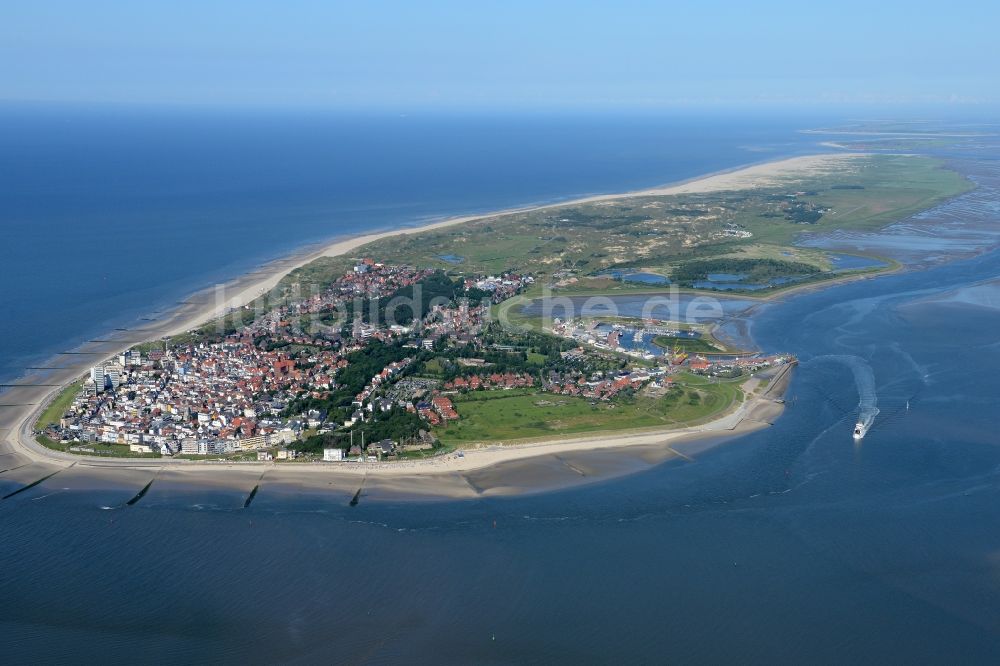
top-left (40, 258), bottom-right (791, 462)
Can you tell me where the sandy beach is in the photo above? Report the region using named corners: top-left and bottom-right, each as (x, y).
top-left (0, 153), bottom-right (838, 497)
top-left (2, 362), bottom-right (790, 500)
top-left (175, 151), bottom-right (864, 338)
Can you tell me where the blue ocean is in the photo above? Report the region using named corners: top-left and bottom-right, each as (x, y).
top-left (4, 107), bottom-right (1000, 662)
top-left (0, 105), bottom-right (832, 382)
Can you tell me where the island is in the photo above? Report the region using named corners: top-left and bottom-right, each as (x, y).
top-left (2, 152), bottom-right (972, 497)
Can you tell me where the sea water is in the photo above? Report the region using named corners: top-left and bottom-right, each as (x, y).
top-left (3, 111), bottom-right (1000, 662)
top-left (0, 105), bottom-right (833, 383)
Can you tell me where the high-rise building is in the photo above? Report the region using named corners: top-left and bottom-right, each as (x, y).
top-left (89, 366), bottom-right (106, 393)
top-left (119, 350), bottom-right (142, 367)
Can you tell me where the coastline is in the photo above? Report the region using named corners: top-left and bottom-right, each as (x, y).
top-left (5, 362), bottom-right (792, 500)
top-left (1, 152), bottom-right (857, 495)
top-left (165, 152), bottom-right (865, 339)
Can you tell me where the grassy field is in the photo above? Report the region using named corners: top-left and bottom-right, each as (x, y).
top-left (526, 351), bottom-right (547, 365)
top-left (75, 444), bottom-right (161, 458)
top-left (276, 154), bottom-right (969, 298)
top-left (643, 243), bottom-right (834, 275)
top-left (741, 154), bottom-right (972, 245)
top-left (36, 434), bottom-right (69, 452)
top-left (436, 376), bottom-right (743, 446)
top-left (35, 434), bottom-right (160, 458)
top-left (652, 335), bottom-right (723, 353)
top-left (35, 381), bottom-right (81, 431)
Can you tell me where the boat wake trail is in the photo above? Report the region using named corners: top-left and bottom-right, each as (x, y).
top-left (813, 355), bottom-right (879, 438)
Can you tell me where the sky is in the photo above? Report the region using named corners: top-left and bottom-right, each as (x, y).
top-left (1, 0), bottom-right (998, 111)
